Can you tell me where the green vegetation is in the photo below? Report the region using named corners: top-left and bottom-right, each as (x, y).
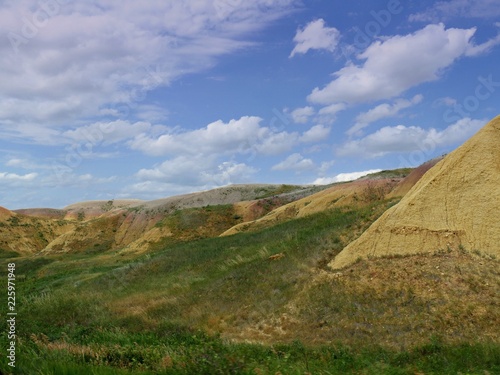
top-left (0, 248), bottom-right (20, 259)
top-left (102, 200), bottom-right (115, 212)
top-left (6, 216), bottom-right (20, 226)
top-left (362, 168), bottom-right (414, 179)
top-left (154, 204), bottom-right (242, 243)
top-left (254, 184), bottom-right (303, 199)
top-left (2, 328), bottom-right (498, 374)
top-left (77, 210), bottom-right (85, 221)
top-left (1, 197), bottom-right (498, 374)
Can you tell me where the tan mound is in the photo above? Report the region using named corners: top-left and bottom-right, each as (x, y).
top-left (330, 115), bottom-right (500, 269)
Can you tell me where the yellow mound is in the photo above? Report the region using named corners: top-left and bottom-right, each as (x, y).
top-left (330, 115), bottom-right (500, 269)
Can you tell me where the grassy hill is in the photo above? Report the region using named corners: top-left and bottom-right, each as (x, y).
top-left (1, 190), bottom-right (498, 373)
top-left (1, 154), bottom-right (499, 374)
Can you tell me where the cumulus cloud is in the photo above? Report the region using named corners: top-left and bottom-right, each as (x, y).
top-left (300, 124), bottom-right (331, 143)
top-left (291, 106), bottom-right (315, 124)
top-left (348, 94), bottom-right (423, 136)
top-left (130, 116), bottom-right (267, 156)
top-left (313, 169), bottom-right (382, 185)
top-left (337, 117), bottom-right (485, 158)
top-left (0, 172), bottom-right (37, 183)
top-left (272, 153), bottom-right (315, 171)
top-left (130, 116), bottom-right (325, 158)
top-left (5, 158), bottom-right (30, 168)
top-left (316, 103), bottom-right (347, 124)
top-left (307, 24), bottom-right (500, 105)
top-left (290, 19), bottom-right (340, 57)
top-left (136, 156), bottom-right (257, 188)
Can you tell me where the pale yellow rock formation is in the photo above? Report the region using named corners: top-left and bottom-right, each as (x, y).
top-left (330, 115), bottom-right (500, 269)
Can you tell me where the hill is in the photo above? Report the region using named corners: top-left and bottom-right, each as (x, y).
top-left (3, 184), bottom-right (317, 255)
top-left (331, 115), bottom-right (500, 269)
top-left (222, 169), bottom-right (413, 236)
top-left (0, 206), bottom-right (14, 220)
top-left (4, 196), bottom-right (498, 374)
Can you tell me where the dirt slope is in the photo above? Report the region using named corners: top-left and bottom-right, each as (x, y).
top-left (330, 115), bottom-right (500, 269)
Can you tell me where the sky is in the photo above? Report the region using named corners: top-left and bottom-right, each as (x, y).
top-left (1, 0), bottom-right (499, 209)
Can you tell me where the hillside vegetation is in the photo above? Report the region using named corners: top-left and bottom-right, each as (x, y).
top-left (1, 190), bottom-right (499, 373)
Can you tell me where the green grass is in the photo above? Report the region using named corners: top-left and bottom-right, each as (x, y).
top-left (1, 199), bottom-right (499, 374)
top-left (1, 329), bottom-right (498, 374)
top-left (362, 168), bottom-right (414, 179)
top-left (253, 184), bottom-right (304, 199)
top-left (0, 249), bottom-right (21, 259)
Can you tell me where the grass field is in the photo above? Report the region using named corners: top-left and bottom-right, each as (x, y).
top-left (1, 198), bottom-right (499, 374)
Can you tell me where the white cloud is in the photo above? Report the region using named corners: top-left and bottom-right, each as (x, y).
top-left (211, 161), bottom-right (259, 186)
top-left (136, 155), bottom-right (257, 189)
top-left (291, 106), bottom-right (315, 124)
top-left (0, 172), bottom-right (37, 182)
top-left (318, 160), bottom-right (335, 175)
top-left (272, 153), bottom-right (315, 171)
top-left (307, 24), bottom-right (499, 105)
top-left (348, 94), bottom-right (423, 136)
top-left (136, 155), bottom-right (215, 186)
top-left (317, 103), bottom-right (347, 123)
top-left (5, 158), bottom-right (27, 168)
top-left (318, 103), bottom-right (347, 116)
top-left (290, 19), bottom-right (340, 57)
top-left (130, 117), bottom-right (326, 158)
top-left (313, 169), bottom-right (382, 185)
top-left (130, 116), bottom-right (267, 156)
top-left (0, 0), bottom-right (297, 142)
top-left (433, 97), bottom-right (457, 107)
top-left (410, 0), bottom-right (500, 22)
top-left (337, 117), bottom-right (485, 158)
top-left (42, 171), bottom-right (117, 188)
top-left (300, 124), bottom-right (331, 143)
top-left (465, 33), bottom-right (500, 56)
top-left (255, 131), bottom-right (300, 155)
top-left (64, 120), bottom-right (167, 145)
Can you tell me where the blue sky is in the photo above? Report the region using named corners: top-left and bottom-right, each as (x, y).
top-left (1, 0), bottom-right (499, 209)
